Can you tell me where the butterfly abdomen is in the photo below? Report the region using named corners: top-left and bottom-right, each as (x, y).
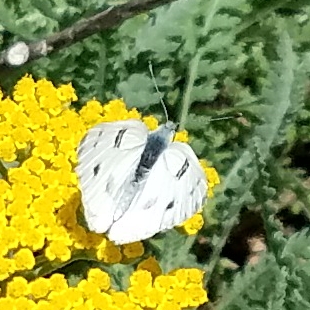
top-left (134, 133), bottom-right (169, 182)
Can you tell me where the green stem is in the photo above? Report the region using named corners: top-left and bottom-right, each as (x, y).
top-left (178, 0), bottom-right (221, 130)
top-left (0, 160), bottom-right (7, 179)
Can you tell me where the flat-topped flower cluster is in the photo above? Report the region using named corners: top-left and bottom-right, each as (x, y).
top-left (0, 75), bottom-right (219, 309)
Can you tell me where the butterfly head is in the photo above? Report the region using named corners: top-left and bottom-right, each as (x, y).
top-left (153, 120), bottom-right (177, 143)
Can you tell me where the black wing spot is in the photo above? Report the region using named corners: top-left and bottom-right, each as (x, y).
top-left (176, 158), bottom-right (189, 179)
top-left (114, 129), bottom-right (127, 148)
top-left (166, 201), bottom-right (174, 210)
top-left (77, 146), bottom-right (84, 156)
top-left (94, 131), bottom-right (104, 147)
top-left (93, 164), bottom-right (100, 176)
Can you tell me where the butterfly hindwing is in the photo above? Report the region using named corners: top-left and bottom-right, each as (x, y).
top-left (107, 141), bottom-right (207, 244)
top-left (76, 119), bottom-right (149, 233)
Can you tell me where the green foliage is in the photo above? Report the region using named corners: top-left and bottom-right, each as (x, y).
top-left (1, 0), bottom-right (310, 309)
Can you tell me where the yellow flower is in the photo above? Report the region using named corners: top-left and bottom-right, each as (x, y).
top-left (128, 286), bottom-right (149, 307)
top-left (23, 157), bottom-right (46, 175)
top-left (45, 240), bottom-right (71, 262)
top-left (0, 297), bottom-right (15, 308)
top-left (8, 110), bottom-right (31, 127)
top-left (1, 226), bottom-right (20, 248)
top-left (6, 201), bottom-right (30, 218)
top-left (35, 300), bottom-right (55, 310)
top-left (91, 291), bottom-right (113, 309)
top-left (0, 137), bottom-right (16, 162)
top-left (157, 300), bottom-right (182, 310)
top-left (186, 268), bottom-right (204, 284)
top-left (7, 167), bottom-right (30, 184)
top-left (0, 179), bottom-right (12, 200)
top-left (50, 153), bottom-right (72, 170)
top-left (32, 142), bottom-right (56, 160)
top-left (170, 269), bottom-right (187, 287)
top-left (96, 241), bottom-right (122, 263)
top-left (0, 121), bottom-right (12, 140)
top-left (129, 270), bottom-right (153, 289)
top-left (142, 115), bottom-right (158, 130)
top-left (77, 279), bottom-right (100, 299)
top-left (28, 109), bottom-right (50, 128)
top-left (154, 275), bottom-right (178, 292)
top-left (200, 160), bottom-right (220, 198)
top-left (48, 291), bottom-right (70, 309)
top-left (32, 128), bottom-right (53, 145)
top-left (13, 74), bottom-right (36, 102)
top-left (122, 242), bottom-right (144, 259)
top-left (0, 257), bottom-right (15, 280)
top-left (25, 175), bottom-right (44, 195)
top-left (49, 273), bottom-right (69, 292)
top-left (14, 297), bottom-right (36, 310)
top-left (40, 169), bottom-right (59, 187)
top-left (73, 304), bottom-right (93, 310)
top-left (14, 248), bottom-right (35, 270)
top-left (87, 268), bottom-right (111, 291)
top-left (20, 227), bottom-right (45, 251)
top-left (57, 83), bottom-right (78, 103)
top-left (137, 256), bottom-right (162, 278)
top-left (10, 216), bottom-right (33, 235)
top-left (174, 130), bottom-right (189, 142)
top-left (144, 288), bottom-right (165, 308)
top-left (0, 98), bottom-right (19, 116)
top-left (29, 277), bottom-right (50, 299)
top-left (111, 291), bottom-right (131, 307)
top-left (186, 283), bottom-right (208, 306)
top-left (64, 287), bottom-right (84, 307)
top-left (178, 212), bottom-right (204, 235)
top-left (11, 183), bottom-right (33, 204)
top-left (22, 98), bottom-right (41, 114)
top-left (6, 276), bottom-right (29, 298)
top-left (79, 99), bottom-right (103, 125)
top-left (11, 127), bottom-right (33, 149)
top-left (166, 287), bottom-right (189, 307)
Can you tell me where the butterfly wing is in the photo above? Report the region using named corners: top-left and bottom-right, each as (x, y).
top-left (76, 119), bottom-right (149, 233)
top-left (108, 141), bottom-right (207, 244)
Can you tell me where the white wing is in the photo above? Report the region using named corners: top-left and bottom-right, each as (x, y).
top-left (108, 142), bottom-right (207, 244)
top-left (75, 119), bottom-right (148, 233)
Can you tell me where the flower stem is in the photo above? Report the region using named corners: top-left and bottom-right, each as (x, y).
top-left (178, 0), bottom-right (221, 130)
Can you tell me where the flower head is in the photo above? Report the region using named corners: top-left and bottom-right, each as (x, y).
top-left (0, 76), bottom-right (214, 309)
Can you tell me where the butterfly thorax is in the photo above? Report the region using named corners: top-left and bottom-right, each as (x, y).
top-left (134, 122), bottom-right (176, 182)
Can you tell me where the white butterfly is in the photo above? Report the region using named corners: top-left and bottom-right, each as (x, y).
top-left (76, 119), bottom-right (207, 245)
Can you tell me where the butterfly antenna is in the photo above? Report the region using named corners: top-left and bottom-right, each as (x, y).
top-left (210, 113), bottom-right (243, 122)
top-left (148, 61), bottom-right (169, 122)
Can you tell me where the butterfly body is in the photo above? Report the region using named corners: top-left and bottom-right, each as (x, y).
top-left (76, 119), bottom-right (207, 244)
top-left (134, 121), bottom-right (176, 182)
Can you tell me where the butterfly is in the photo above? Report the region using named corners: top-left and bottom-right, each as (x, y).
top-left (76, 118), bottom-right (207, 245)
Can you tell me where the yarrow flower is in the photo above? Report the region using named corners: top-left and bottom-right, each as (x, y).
top-left (0, 75), bottom-right (219, 309)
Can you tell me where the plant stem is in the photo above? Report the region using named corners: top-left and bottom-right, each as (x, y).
top-left (178, 0), bottom-right (221, 130)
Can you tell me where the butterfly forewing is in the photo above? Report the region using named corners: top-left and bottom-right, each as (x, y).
top-left (76, 120), bottom-right (149, 233)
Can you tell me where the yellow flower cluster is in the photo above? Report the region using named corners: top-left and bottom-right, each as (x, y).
top-left (0, 75), bottom-right (217, 308)
top-left (1, 261), bottom-right (207, 309)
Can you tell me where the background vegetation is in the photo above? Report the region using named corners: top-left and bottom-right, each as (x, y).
top-left (1, 0), bottom-right (310, 309)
